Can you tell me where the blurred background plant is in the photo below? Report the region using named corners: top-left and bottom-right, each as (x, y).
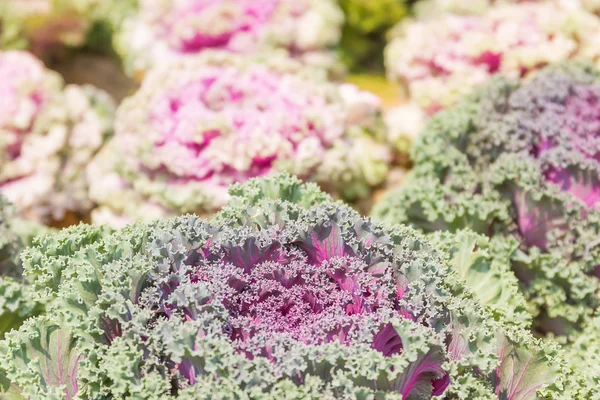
top-left (337, 0), bottom-right (411, 72)
top-left (7, 0), bottom-right (600, 228)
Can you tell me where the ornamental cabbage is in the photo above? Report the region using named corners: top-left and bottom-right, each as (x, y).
top-left (0, 50), bottom-right (115, 224)
top-left (384, 1), bottom-right (600, 140)
top-left (88, 51), bottom-right (390, 228)
top-left (373, 62), bottom-right (600, 338)
top-left (0, 174), bottom-right (569, 399)
top-left (114, 0), bottom-right (344, 79)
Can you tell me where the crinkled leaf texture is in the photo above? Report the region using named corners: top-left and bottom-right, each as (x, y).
top-left (1, 175), bottom-right (566, 399)
top-left (373, 63), bottom-right (600, 339)
top-left (0, 316), bottom-right (80, 399)
top-left (428, 230), bottom-right (531, 329)
top-left (0, 196), bottom-right (51, 339)
top-left (0, 197), bottom-right (22, 279)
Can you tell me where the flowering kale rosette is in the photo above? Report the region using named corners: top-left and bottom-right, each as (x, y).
top-left (0, 50), bottom-right (115, 223)
top-left (0, 174), bottom-right (568, 399)
top-left (88, 51), bottom-right (390, 227)
top-left (373, 63), bottom-right (600, 338)
top-left (383, 2), bottom-right (600, 141)
top-left (114, 0), bottom-right (344, 79)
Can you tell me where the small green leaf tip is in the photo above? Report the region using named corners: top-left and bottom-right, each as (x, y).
top-left (227, 173), bottom-right (333, 209)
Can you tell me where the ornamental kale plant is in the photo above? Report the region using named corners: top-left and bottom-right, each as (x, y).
top-left (114, 0), bottom-right (344, 79)
top-left (0, 196), bottom-right (51, 339)
top-left (383, 1), bottom-right (600, 141)
top-left (0, 50), bottom-right (115, 223)
top-left (88, 51), bottom-right (390, 228)
top-left (373, 62), bottom-right (600, 338)
top-left (387, 1), bottom-right (600, 114)
top-left (0, 174), bottom-right (570, 399)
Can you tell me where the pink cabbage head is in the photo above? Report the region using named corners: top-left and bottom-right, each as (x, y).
top-left (0, 50), bottom-right (115, 223)
top-left (115, 0), bottom-right (344, 78)
top-left (385, 2), bottom-right (600, 117)
top-left (88, 52), bottom-right (389, 227)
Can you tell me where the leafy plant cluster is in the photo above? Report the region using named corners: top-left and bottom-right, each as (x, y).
top-left (2, 2), bottom-right (600, 399)
top-left (0, 175), bottom-right (577, 399)
top-left (374, 62), bottom-right (600, 394)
